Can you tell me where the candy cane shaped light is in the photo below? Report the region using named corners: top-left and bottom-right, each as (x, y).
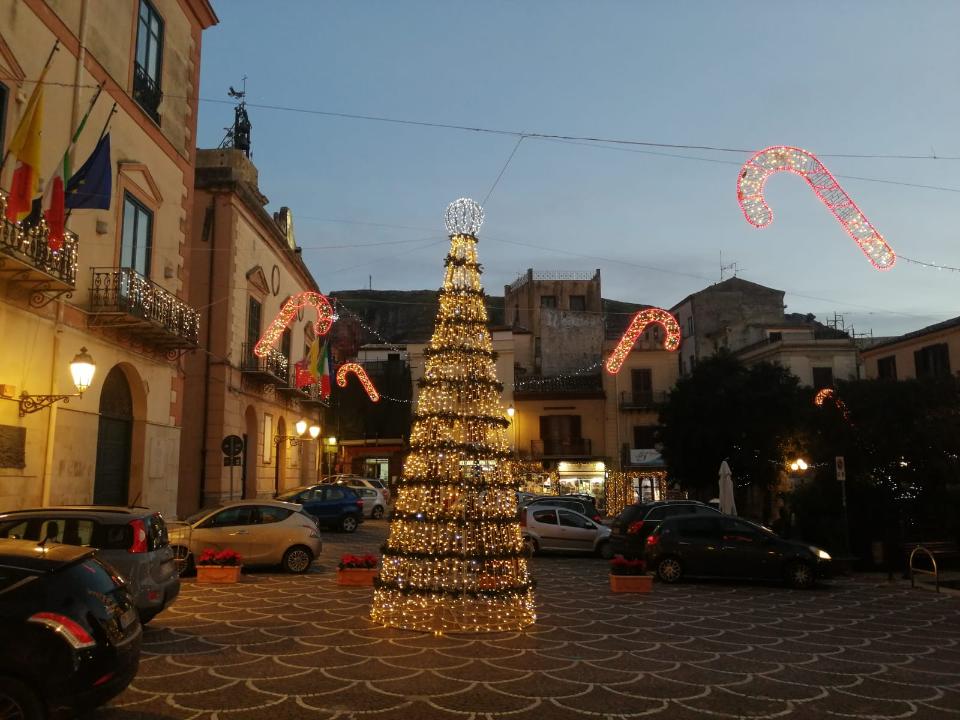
top-left (737, 146), bottom-right (895, 271)
top-left (254, 291), bottom-right (336, 358)
top-left (605, 308), bottom-right (681, 374)
top-left (336, 362), bottom-right (380, 402)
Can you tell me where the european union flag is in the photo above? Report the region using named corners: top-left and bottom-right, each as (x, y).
top-left (65, 134), bottom-right (111, 209)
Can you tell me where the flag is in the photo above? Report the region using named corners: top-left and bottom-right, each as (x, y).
top-left (42, 154), bottom-right (67, 250)
top-left (319, 342), bottom-right (332, 399)
top-left (294, 359), bottom-right (312, 389)
top-left (65, 133), bottom-right (111, 209)
top-left (5, 84), bottom-right (45, 222)
top-left (306, 335), bottom-right (321, 381)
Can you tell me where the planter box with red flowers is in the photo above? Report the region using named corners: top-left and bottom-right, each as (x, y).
top-left (336, 554), bottom-right (379, 586)
top-left (196, 549), bottom-right (243, 584)
top-left (609, 555), bottom-right (652, 593)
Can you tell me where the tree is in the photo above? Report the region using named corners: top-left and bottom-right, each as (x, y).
top-left (658, 352), bottom-right (806, 517)
top-left (370, 199), bottom-right (535, 633)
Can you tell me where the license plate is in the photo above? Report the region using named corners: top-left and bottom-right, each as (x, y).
top-left (119, 606), bottom-right (138, 630)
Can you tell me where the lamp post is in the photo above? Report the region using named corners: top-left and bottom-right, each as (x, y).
top-left (14, 347), bottom-right (96, 416)
top-left (273, 419), bottom-right (321, 495)
top-left (325, 436), bottom-right (337, 479)
top-left (507, 403), bottom-right (518, 457)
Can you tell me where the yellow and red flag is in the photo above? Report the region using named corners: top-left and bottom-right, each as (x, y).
top-left (5, 84), bottom-right (45, 222)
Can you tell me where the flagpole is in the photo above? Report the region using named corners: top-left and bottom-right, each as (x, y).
top-left (64, 101), bottom-right (116, 226)
top-left (0, 40), bottom-right (60, 178)
top-left (40, 83), bottom-right (103, 195)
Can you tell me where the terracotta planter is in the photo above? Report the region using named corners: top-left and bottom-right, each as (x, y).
top-left (196, 565), bottom-right (242, 584)
top-left (609, 573), bottom-right (653, 593)
top-left (337, 568), bottom-right (378, 586)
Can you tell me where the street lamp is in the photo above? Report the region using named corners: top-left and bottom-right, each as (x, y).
top-left (789, 458), bottom-right (808, 472)
top-left (275, 419), bottom-right (321, 448)
top-left (506, 403), bottom-right (518, 457)
top-left (325, 436), bottom-right (338, 479)
top-left (16, 347), bottom-right (96, 416)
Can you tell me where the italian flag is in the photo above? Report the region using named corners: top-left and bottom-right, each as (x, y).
top-left (307, 337), bottom-right (332, 398)
top-left (42, 153), bottom-right (67, 251)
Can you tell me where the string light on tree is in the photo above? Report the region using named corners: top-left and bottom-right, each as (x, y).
top-left (605, 308), bottom-right (681, 374)
top-left (370, 198), bottom-right (535, 634)
top-left (336, 362), bottom-right (381, 402)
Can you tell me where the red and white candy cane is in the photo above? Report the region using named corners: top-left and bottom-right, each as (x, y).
top-left (737, 146), bottom-right (896, 271)
top-left (336, 362), bottom-right (381, 402)
top-left (605, 308), bottom-right (681, 374)
top-left (254, 292), bottom-right (335, 358)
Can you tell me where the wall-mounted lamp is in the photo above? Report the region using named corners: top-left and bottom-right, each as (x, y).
top-left (506, 404), bottom-right (515, 418)
top-left (275, 418), bottom-right (321, 447)
top-left (17, 347), bottom-right (96, 416)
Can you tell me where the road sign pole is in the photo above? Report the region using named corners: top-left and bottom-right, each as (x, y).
top-left (836, 456), bottom-right (850, 558)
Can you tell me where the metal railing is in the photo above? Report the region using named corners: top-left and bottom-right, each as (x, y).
top-left (89, 267), bottom-right (199, 345)
top-left (619, 390), bottom-right (669, 409)
top-left (508, 270), bottom-right (595, 292)
top-left (0, 197), bottom-right (78, 287)
top-left (531, 438), bottom-right (592, 458)
top-left (240, 342), bottom-right (289, 383)
top-left (515, 373), bottom-right (603, 394)
top-left (133, 63), bottom-right (162, 122)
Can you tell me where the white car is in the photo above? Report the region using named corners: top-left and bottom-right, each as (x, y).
top-left (326, 475), bottom-right (392, 506)
top-left (355, 487), bottom-right (389, 519)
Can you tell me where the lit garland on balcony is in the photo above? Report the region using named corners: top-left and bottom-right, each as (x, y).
top-left (336, 362), bottom-right (380, 402)
top-left (737, 145), bottom-right (896, 271)
top-left (254, 291), bottom-right (336, 358)
top-left (371, 199), bottom-right (535, 634)
top-left (605, 308), bottom-right (681, 374)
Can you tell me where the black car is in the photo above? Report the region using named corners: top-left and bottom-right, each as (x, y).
top-left (0, 539), bottom-right (142, 719)
top-left (610, 500), bottom-right (721, 557)
top-left (520, 494), bottom-right (603, 523)
top-left (276, 484), bottom-right (365, 532)
top-left (645, 514), bottom-right (832, 588)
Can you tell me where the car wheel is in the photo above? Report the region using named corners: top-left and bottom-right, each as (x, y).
top-left (340, 515), bottom-right (359, 533)
top-left (598, 541), bottom-right (614, 560)
top-left (787, 560), bottom-right (815, 589)
top-left (371, 505), bottom-right (384, 520)
top-left (656, 557), bottom-right (683, 583)
top-left (0, 676), bottom-right (44, 720)
top-left (172, 545), bottom-right (195, 576)
top-left (282, 545), bottom-right (314, 574)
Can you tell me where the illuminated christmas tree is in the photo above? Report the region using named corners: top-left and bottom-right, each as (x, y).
top-left (371, 198), bottom-right (536, 633)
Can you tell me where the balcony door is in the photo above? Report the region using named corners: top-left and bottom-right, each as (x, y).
top-left (93, 367), bottom-right (133, 505)
top-left (121, 192), bottom-right (153, 277)
top-left (539, 415), bottom-right (582, 456)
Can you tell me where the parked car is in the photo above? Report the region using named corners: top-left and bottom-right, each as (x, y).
top-left (0, 539), bottom-right (142, 719)
top-left (610, 500), bottom-right (721, 556)
top-left (519, 494), bottom-right (603, 522)
top-left (355, 487), bottom-right (388, 519)
top-left (645, 514), bottom-right (832, 588)
top-left (324, 476), bottom-right (391, 505)
top-left (520, 505), bottom-right (613, 558)
top-left (0, 506), bottom-right (180, 624)
top-left (276, 484), bottom-right (364, 532)
top-left (168, 500), bottom-right (321, 574)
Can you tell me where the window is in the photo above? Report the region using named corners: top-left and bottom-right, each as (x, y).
top-left (769, 331), bottom-right (782, 342)
top-left (120, 192), bottom-right (153, 277)
top-left (558, 510), bottom-right (593, 529)
top-left (257, 507), bottom-right (291, 524)
top-left (633, 425), bottom-right (658, 449)
top-left (631, 368), bottom-right (653, 405)
top-left (914, 343), bottom-right (951, 379)
top-left (246, 298), bottom-right (261, 360)
top-left (281, 329), bottom-right (292, 363)
top-left (532, 509), bottom-right (558, 525)
top-left (811, 367), bottom-right (834, 389)
top-left (205, 506), bottom-right (253, 528)
top-left (324, 487), bottom-right (345, 501)
top-left (569, 295), bottom-right (586, 311)
top-left (678, 517), bottom-right (720, 539)
top-left (540, 295), bottom-right (557, 309)
top-left (686, 316), bottom-right (694, 337)
top-left (877, 356), bottom-right (897, 380)
top-left (134, 0), bottom-right (164, 121)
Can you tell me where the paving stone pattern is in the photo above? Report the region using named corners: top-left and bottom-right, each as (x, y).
top-left (103, 523), bottom-right (960, 719)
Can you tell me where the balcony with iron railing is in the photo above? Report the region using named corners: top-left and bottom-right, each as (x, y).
top-left (531, 437), bottom-right (593, 459)
top-left (619, 390), bottom-right (669, 410)
top-left (89, 267), bottom-right (199, 350)
top-left (240, 342), bottom-right (289, 385)
top-left (133, 63), bottom-right (162, 123)
top-left (0, 195), bottom-right (78, 306)
top-left (514, 373), bottom-right (604, 398)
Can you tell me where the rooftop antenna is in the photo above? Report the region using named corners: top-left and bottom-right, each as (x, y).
top-left (220, 76), bottom-right (252, 158)
top-left (720, 254), bottom-right (739, 280)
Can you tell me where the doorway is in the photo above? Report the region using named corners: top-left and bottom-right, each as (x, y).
top-left (93, 367), bottom-right (133, 505)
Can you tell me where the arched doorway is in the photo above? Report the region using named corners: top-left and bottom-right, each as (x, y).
top-left (93, 367), bottom-right (133, 505)
top-left (243, 405), bottom-right (258, 499)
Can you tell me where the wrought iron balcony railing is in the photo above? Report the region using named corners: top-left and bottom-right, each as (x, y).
top-left (514, 373), bottom-right (603, 395)
top-left (0, 195), bottom-right (78, 305)
top-left (89, 267), bottom-right (199, 349)
top-left (240, 342), bottom-right (289, 385)
top-left (133, 63), bottom-right (162, 123)
top-left (619, 390), bottom-right (669, 409)
top-left (531, 438), bottom-right (593, 458)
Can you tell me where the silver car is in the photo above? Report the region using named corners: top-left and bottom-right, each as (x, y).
top-left (168, 500), bottom-right (322, 574)
top-left (521, 504), bottom-right (613, 558)
top-left (355, 487), bottom-right (388, 519)
top-left (0, 506), bottom-right (180, 623)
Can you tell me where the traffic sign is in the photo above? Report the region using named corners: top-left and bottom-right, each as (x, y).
top-left (221, 435), bottom-right (244, 457)
top-left (223, 456), bottom-right (241, 466)
top-left (835, 456), bottom-right (846, 482)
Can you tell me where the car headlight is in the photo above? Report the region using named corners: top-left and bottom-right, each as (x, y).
top-left (811, 547), bottom-right (831, 561)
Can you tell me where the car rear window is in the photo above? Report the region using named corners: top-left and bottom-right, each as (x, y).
top-left (0, 518), bottom-right (98, 547)
top-left (258, 507), bottom-right (292, 524)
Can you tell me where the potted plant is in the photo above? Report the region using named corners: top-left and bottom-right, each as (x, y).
top-left (609, 555), bottom-right (652, 593)
top-left (336, 553), bottom-right (379, 586)
top-left (195, 549), bottom-right (243, 584)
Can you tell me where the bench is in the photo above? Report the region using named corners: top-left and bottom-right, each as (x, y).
top-left (906, 541), bottom-right (960, 592)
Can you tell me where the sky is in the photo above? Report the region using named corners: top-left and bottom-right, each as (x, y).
top-left (195, 1), bottom-right (960, 338)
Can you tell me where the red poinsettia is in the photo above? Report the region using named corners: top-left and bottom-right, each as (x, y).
top-left (610, 555), bottom-right (646, 576)
top-left (196, 548), bottom-right (242, 566)
top-left (338, 553), bottom-right (378, 570)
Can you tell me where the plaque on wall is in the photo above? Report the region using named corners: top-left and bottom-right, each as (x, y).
top-left (0, 425), bottom-right (26, 469)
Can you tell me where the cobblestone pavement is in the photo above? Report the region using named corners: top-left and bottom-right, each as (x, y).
top-left (102, 522), bottom-right (960, 719)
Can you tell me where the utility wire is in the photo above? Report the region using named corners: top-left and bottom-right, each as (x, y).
top-left (483, 135), bottom-right (525, 205)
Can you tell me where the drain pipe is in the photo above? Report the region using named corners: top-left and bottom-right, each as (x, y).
top-left (198, 194), bottom-right (217, 509)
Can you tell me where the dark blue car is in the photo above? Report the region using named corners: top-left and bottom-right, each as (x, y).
top-left (276, 485), bottom-right (364, 533)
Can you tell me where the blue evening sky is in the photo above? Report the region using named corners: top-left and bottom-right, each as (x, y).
top-left (196, 1), bottom-right (960, 337)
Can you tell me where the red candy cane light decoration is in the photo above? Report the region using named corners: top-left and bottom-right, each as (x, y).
top-left (737, 146), bottom-right (896, 271)
top-left (605, 308), bottom-right (681, 374)
top-left (337, 362), bottom-right (380, 402)
top-left (254, 292), bottom-right (336, 358)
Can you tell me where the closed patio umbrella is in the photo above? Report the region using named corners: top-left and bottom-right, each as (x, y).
top-left (719, 460), bottom-right (737, 516)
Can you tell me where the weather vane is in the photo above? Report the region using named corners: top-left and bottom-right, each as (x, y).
top-left (220, 75), bottom-right (251, 157)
